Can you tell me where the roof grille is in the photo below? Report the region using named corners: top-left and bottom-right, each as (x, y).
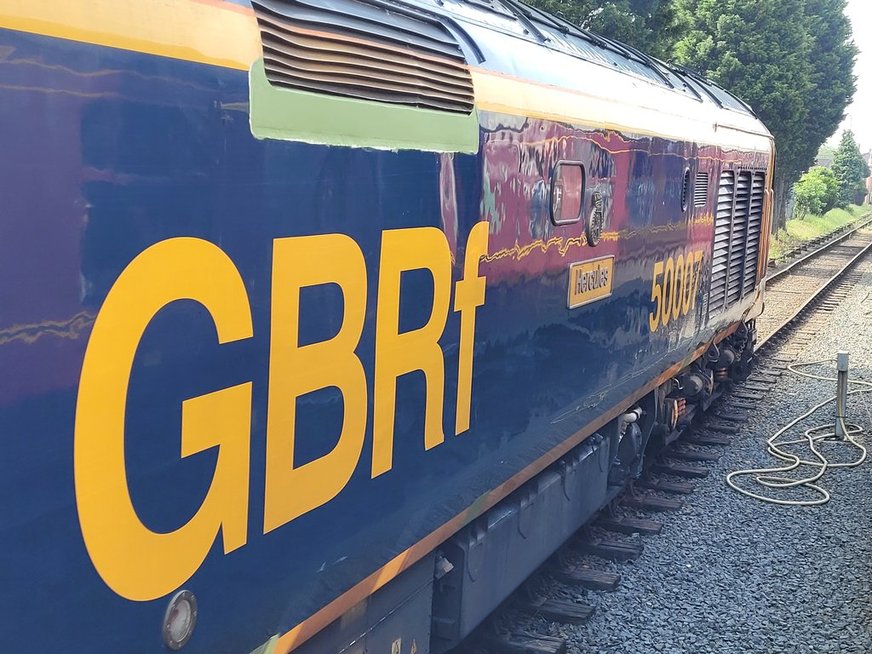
top-left (694, 172), bottom-right (709, 208)
top-left (708, 170), bottom-right (766, 318)
top-left (252, 0), bottom-right (475, 114)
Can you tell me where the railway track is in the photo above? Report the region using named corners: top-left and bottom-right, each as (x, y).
top-left (765, 214), bottom-right (872, 279)
top-left (451, 227), bottom-right (872, 654)
top-left (757, 221), bottom-right (872, 346)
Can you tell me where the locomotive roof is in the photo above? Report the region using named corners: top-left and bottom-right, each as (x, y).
top-left (392, 0), bottom-right (756, 116)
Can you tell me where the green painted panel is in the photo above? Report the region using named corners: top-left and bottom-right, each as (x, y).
top-left (249, 59), bottom-right (479, 153)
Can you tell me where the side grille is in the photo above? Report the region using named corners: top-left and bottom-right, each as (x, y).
top-left (694, 171), bottom-right (709, 208)
top-left (681, 169), bottom-right (691, 211)
top-left (709, 170), bottom-right (766, 317)
top-left (726, 173), bottom-right (750, 304)
top-left (709, 171), bottom-right (734, 314)
top-left (744, 173), bottom-right (765, 296)
top-left (252, 0), bottom-right (475, 114)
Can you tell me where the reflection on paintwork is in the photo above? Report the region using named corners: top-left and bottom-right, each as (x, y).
top-left (0, 13), bottom-right (771, 654)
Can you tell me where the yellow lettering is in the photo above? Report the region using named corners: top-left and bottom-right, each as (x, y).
top-left (453, 221), bottom-right (488, 435)
top-left (74, 238), bottom-right (253, 601)
top-left (649, 260), bottom-right (664, 332)
top-left (682, 254), bottom-right (694, 315)
top-left (263, 234), bottom-right (367, 533)
top-left (373, 228), bottom-right (452, 477)
top-left (672, 253), bottom-right (684, 319)
top-left (693, 249), bottom-right (704, 309)
top-left (661, 257), bottom-right (674, 326)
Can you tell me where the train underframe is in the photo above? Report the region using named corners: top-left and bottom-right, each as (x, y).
top-left (293, 320), bottom-right (758, 654)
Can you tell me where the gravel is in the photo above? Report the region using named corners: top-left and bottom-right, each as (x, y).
top-left (523, 254), bottom-right (872, 653)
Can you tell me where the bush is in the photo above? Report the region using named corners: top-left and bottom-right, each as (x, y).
top-left (793, 166), bottom-right (839, 218)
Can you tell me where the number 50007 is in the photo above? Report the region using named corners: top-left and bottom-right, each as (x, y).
top-left (648, 249), bottom-right (704, 332)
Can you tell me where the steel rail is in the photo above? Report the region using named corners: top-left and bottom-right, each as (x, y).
top-left (756, 234), bottom-right (872, 351)
top-left (765, 214), bottom-right (872, 283)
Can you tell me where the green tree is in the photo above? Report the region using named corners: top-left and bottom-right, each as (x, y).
top-left (793, 166), bottom-right (839, 218)
top-left (673, 0), bottom-right (812, 228)
top-left (526, 0), bottom-right (684, 59)
top-left (672, 0), bottom-right (857, 229)
top-left (816, 144), bottom-right (836, 167)
top-left (523, 1), bottom-right (858, 227)
top-left (831, 130), bottom-right (871, 206)
top-left (792, 0), bottom-right (857, 180)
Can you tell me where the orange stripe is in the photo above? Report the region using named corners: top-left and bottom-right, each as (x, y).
top-left (0, 0), bottom-right (773, 151)
top-left (0, 0), bottom-right (260, 71)
top-left (472, 68), bottom-right (772, 151)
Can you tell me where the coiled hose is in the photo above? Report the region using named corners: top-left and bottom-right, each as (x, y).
top-left (726, 359), bottom-right (871, 506)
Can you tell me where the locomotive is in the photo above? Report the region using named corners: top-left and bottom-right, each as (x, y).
top-left (0, 0), bottom-right (773, 652)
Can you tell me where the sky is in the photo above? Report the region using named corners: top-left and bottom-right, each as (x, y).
top-left (829, 0), bottom-right (872, 153)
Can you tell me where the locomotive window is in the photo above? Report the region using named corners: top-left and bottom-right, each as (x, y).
top-left (681, 168), bottom-right (692, 212)
top-left (694, 172), bottom-right (710, 207)
top-left (551, 162), bottom-right (585, 225)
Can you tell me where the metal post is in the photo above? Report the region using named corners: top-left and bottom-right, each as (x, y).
top-left (835, 351), bottom-right (849, 440)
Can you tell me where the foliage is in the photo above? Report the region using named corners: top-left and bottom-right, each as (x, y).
top-left (816, 144), bottom-right (836, 166)
top-left (831, 130), bottom-right (871, 206)
top-left (525, 0), bottom-right (685, 59)
top-left (768, 204), bottom-right (871, 261)
top-left (673, 1), bottom-right (808, 177)
top-left (670, 0), bottom-right (857, 227)
top-left (522, 0), bottom-right (859, 229)
top-left (797, 0), bottom-right (858, 175)
top-left (793, 166), bottom-right (839, 218)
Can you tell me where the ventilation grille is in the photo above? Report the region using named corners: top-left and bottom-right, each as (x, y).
top-left (252, 0), bottom-right (475, 114)
top-left (726, 173), bottom-right (750, 305)
top-left (694, 172), bottom-right (709, 208)
top-left (709, 170), bottom-right (765, 317)
top-left (745, 173), bottom-right (765, 295)
top-left (681, 170), bottom-right (691, 211)
top-left (709, 171), bottom-right (734, 315)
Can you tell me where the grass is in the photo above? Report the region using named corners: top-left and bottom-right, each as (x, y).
top-left (768, 204), bottom-right (872, 261)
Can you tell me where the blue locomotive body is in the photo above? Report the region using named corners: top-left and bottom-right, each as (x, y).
top-left (0, 1), bottom-right (772, 652)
